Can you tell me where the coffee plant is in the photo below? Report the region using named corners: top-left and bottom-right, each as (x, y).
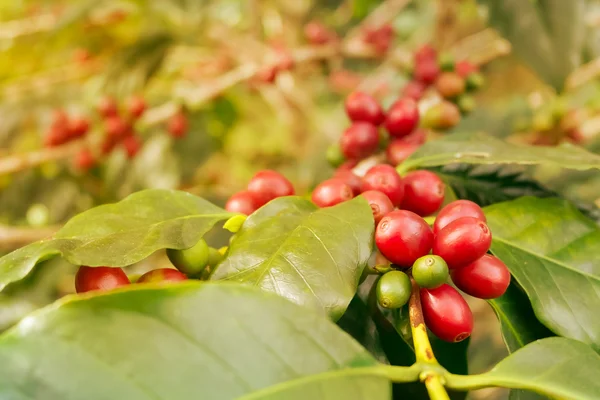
top-left (1, 1), bottom-right (600, 399)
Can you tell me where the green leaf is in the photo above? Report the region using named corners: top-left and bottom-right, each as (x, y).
top-left (210, 196), bottom-right (374, 320)
top-left (0, 282), bottom-right (418, 399)
top-left (401, 132), bottom-right (600, 172)
top-left (446, 337), bottom-right (600, 399)
top-left (485, 197), bottom-right (600, 351)
top-left (0, 189), bottom-right (233, 291)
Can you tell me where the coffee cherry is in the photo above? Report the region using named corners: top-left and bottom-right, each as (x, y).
top-left (386, 139), bottom-right (419, 166)
top-left (412, 255), bottom-right (448, 289)
top-left (438, 52), bottom-right (455, 71)
top-left (455, 60), bottom-right (478, 78)
top-left (207, 247), bottom-right (224, 267)
top-left (340, 123), bottom-right (380, 160)
top-left (421, 284), bottom-right (473, 342)
top-left (376, 271), bottom-right (411, 309)
top-left (97, 96), bottom-right (118, 118)
top-left (312, 179), bottom-right (354, 207)
top-left (333, 169), bottom-right (362, 196)
top-left (122, 135), bottom-right (142, 159)
top-left (400, 170), bottom-right (445, 216)
top-left (101, 136), bottom-right (118, 155)
top-left (433, 217), bottom-right (492, 269)
top-left (75, 266), bottom-right (130, 293)
top-left (326, 143), bottom-right (345, 167)
top-left (361, 190), bottom-right (394, 223)
top-left (127, 95), bottom-right (146, 119)
top-left (414, 59), bottom-right (440, 85)
top-left (451, 255), bottom-right (510, 299)
top-left (457, 95), bottom-right (476, 114)
top-left (361, 164), bottom-right (404, 206)
top-left (225, 191), bottom-right (259, 215)
top-left (422, 101), bottom-right (461, 130)
top-left (138, 268), bottom-right (188, 283)
top-left (167, 238), bottom-right (210, 275)
top-left (247, 170), bottom-right (295, 206)
top-left (274, 47), bottom-right (294, 72)
top-left (435, 72), bottom-right (465, 99)
top-left (44, 126), bottom-right (69, 147)
top-left (384, 98), bottom-right (419, 138)
top-left (433, 200), bottom-right (486, 234)
top-left (105, 116), bottom-right (129, 139)
top-left (375, 210), bottom-right (433, 267)
top-left (74, 148), bottom-right (95, 171)
top-left (68, 117), bottom-right (90, 139)
top-left (304, 21), bottom-right (335, 45)
top-left (168, 111), bottom-right (188, 138)
top-left (336, 159), bottom-right (359, 172)
top-left (254, 64), bottom-right (278, 84)
top-left (345, 92), bottom-right (385, 125)
top-left (414, 44), bottom-right (437, 63)
top-left (402, 128), bottom-right (427, 145)
top-left (465, 72), bottom-right (485, 91)
top-left (402, 80), bottom-right (427, 100)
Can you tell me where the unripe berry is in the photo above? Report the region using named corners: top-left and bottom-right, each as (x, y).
top-left (402, 80), bottom-right (427, 100)
top-left (127, 95), bottom-right (146, 119)
top-left (345, 92), bottom-right (385, 125)
top-left (122, 135), bottom-right (142, 159)
top-left (340, 123), bottom-right (380, 160)
top-left (137, 268), bottom-right (188, 283)
top-left (247, 170), bottom-right (295, 206)
top-left (412, 255), bottom-right (448, 289)
top-left (422, 101), bottom-right (461, 130)
top-left (97, 96), bottom-right (118, 118)
top-left (312, 179), bottom-right (354, 207)
top-left (451, 254), bottom-right (510, 299)
top-left (74, 148), bottom-right (95, 171)
top-left (435, 72), bottom-right (466, 99)
top-left (68, 117), bottom-right (90, 139)
top-left (457, 95), bottom-right (476, 114)
top-left (168, 111), bottom-right (188, 138)
top-left (433, 217), bottom-right (492, 269)
top-left (384, 98), bottom-right (419, 138)
top-left (167, 238), bottom-right (210, 275)
top-left (375, 210), bottom-right (433, 267)
top-left (304, 21), bottom-right (335, 45)
top-left (326, 143), bottom-right (345, 167)
top-left (386, 139), bottom-right (419, 166)
top-left (361, 164), bottom-right (404, 206)
top-left (360, 190), bottom-right (394, 223)
top-left (400, 170), bottom-right (445, 216)
top-left (433, 200), bottom-right (486, 234)
top-left (465, 72), bottom-right (485, 91)
top-left (455, 60), bottom-right (478, 78)
top-left (413, 59), bottom-right (440, 85)
top-left (421, 284), bottom-right (473, 342)
top-left (376, 271), bottom-right (411, 309)
top-left (75, 266), bottom-right (129, 293)
top-left (333, 169), bottom-right (362, 196)
top-left (225, 191), bottom-right (259, 215)
top-left (438, 52), bottom-right (455, 71)
top-left (208, 247), bottom-right (224, 267)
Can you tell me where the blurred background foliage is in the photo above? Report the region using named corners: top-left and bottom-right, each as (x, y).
top-left (1, 1), bottom-right (600, 398)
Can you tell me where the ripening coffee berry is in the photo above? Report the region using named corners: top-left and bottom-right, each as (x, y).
top-left (326, 143), bottom-right (345, 167)
top-left (137, 268), bottom-right (188, 283)
top-left (433, 200), bottom-right (486, 234)
top-left (421, 284), bottom-right (473, 342)
top-left (433, 217), bottom-right (492, 269)
top-left (345, 92), bottom-right (385, 125)
top-left (451, 255), bottom-right (510, 299)
top-left (413, 59), bottom-right (440, 85)
top-left (304, 21), bottom-right (335, 45)
top-left (97, 96), bottom-right (118, 118)
top-left (105, 116), bottom-right (129, 139)
top-left (168, 111), bottom-right (188, 138)
top-left (247, 170), bottom-right (295, 206)
top-left (385, 139), bottom-right (419, 166)
top-left (455, 60), bottom-right (478, 78)
top-left (361, 190), bottom-right (394, 223)
top-left (68, 117), bottom-right (90, 139)
top-left (384, 98), bottom-right (419, 138)
top-left (361, 164), bottom-right (404, 206)
top-left (122, 135), bottom-right (142, 159)
top-left (312, 179), bottom-right (354, 207)
top-left (422, 101), bottom-right (461, 130)
top-left (340, 123), bottom-right (380, 160)
top-left (435, 72), bottom-right (465, 99)
top-left (75, 266), bottom-right (130, 293)
top-left (333, 169), bottom-right (362, 196)
top-left (376, 271), bottom-right (412, 309)
top-left (400, 170), bottom-right (445, 216)
top-left (402, 80), bottom-right (427, 100)
top-left (412, 255), bottom-right (448, 289)
top-left (167, 238), bottom-right (210, 275)
top-left (375, 210), bottom-right (433, 267)
top-left (127, 95), bottom-right (146, 119)
top-left (74, 148), bottom-right (96, 171)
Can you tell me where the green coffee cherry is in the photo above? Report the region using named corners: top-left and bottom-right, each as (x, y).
top-left (438, 52), bottom-right (455, 72)
top-left (208, 247), bottom-right (224, 267)
top-left (465, 72), bottom-right (485, 91)
top-left (376, 271), bottom-right (412, 309)
top-left (457, 95), bottom-right (476, 115)
top-left (27, 204), bottom-right (50, 227)
top-left (167, 238), bottom-right (210, 275)
top-left (326, 144), bottom-right (345, 167)
top-left (412, 255), bottom-right (449, 289)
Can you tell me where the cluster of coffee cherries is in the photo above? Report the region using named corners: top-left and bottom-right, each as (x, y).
top-left (75, 238), bottom-right (223, 293)
top-left (224, 170), bottom-right (295, 215)
top-left (375, 200), bottom-right (510, 343)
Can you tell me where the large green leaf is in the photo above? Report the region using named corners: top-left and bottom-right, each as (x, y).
top-left (477, 0), bottom-right (585, 90)
top-left (446, 338), bottom-right (600, 399)
top-left (211, 196), bottom-right (374, 320)
top-left (485, 197), bottom-right (600, 351)
top-left (0, 282), bottom-right (420, 399)
top-left (400, 133), bottom-right (600, 173)
top-left (0, 189), bottom-right (233, 291)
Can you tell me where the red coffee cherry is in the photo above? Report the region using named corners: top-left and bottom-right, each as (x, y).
top-left (304, 21), bottom-right (335, 45)
top-left (68, 117), bottom-right (90, 139)
top-left (105, 116), bottom-right (129, 139)
top-left (127, 95), bottom-right (146, 119)
top-left (226, 191), bottom-right (259, 215)
top-left (401, 128), bottom-right (427, 145)
top-left (74, 148), bottom-right (96, 171)
top-left (455, 60), bottom-right (478, 78)
top-left (433, 216), bottom-right (492, 269)
top-left (137, 268), bottom-right (188, 283)
top-left (421, 284), bottom-right (473, 342)
top-left (375, 210), bottom-right (433, 267)
top-left (385, 139), bottom-right (419, 166)
top-left (414, 59), bottom-right (440, 85)
top-left (433, 200), bottom-right (486, 234)
top-left (340, 122), bottom-right (380, 160)
top-left (451, 254), bottom-right (511, 299)
top-left (97, 96), bottom-right (119, 118)
top-left (363, 24), bottom-right (394, 54)
top-left (414, 44), bottom-right (437, 63)
top-left (122, 135), bottom-right (142, 159)
top-left (335, 159), bottom-right (359, 172)
top-left (402, 80), bottom-right (427, 100)
top-left (361, 164), bottom-right (404, 206)
top-left (75, 266), bottom-right (129, 293)
top-left (345, 92), bottom-right (385, 125)
top-left (312, 179), bottom-right (354, 207)
top-left (333, 169), bottom-right (362, 196)
top-left (168, 111), bottom-right (188, 138)
top-left (360, 190), bottom-right (394, 223)
top-left (384, 98), bottom-right (420, 138)
top-left (247, 170), bottom-right (295, 206)
top-left (101, 135), bottom-right (118, 155)
top-left (400, 170), bottom-right (445, 216)
top-left (44, 126), bottom-right (69, 147)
